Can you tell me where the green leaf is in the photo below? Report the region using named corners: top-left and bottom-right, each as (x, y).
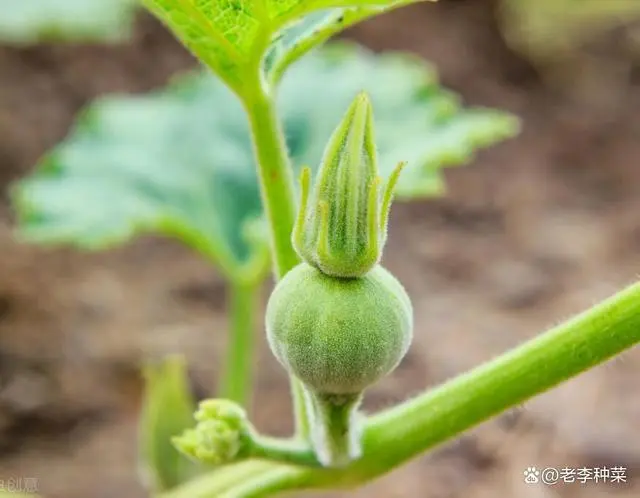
top-left (12, 72), bottom-right (266, 278)
top-left (11, 43), bottom-right (519, 272)
top-left (139, 356), bottom-right (202, 492)
top-left (140, 0), bottom-right (432, 93)
top-left (264, 3), bottom-right (424, 86)
top-left (0, 0), bottom-right (138, 44)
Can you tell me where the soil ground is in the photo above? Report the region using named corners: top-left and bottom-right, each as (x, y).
top-left (1, 1), bottom-right (639, 497)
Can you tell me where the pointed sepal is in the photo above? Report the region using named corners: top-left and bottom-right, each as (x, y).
top-left (292, 92), bottom-right (404, 278)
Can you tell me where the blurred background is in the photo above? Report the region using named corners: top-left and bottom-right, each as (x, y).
top-left (1, 0), bottom-right (640, 497)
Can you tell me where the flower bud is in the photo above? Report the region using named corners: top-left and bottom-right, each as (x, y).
top-left (293, 92), bottom-right (405, 278)
top-left (172, 399), bottom-right (252, 466)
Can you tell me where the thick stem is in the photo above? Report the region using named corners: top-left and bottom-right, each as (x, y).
top-left (160, 461), bottom-right (277, 498)
top-left (307, 390), bottom-right (363, 467)
top-left (244, 86), bottom-right (299, 279)
top-left (243, 82), bottom-right (309, 440)
top-left (218, 280), bottom-right (259, 406)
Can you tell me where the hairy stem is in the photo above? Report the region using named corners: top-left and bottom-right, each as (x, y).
top-left (219, 280), bottom-right (259, 406)
top-left (243, 82), bottom-right (308, 440)
top-left (243, 86), bottom-right (299, 279)
top-left (307, 391), bottom-right (363, 467)
top-left (175, 280), bottom-right (640, 496)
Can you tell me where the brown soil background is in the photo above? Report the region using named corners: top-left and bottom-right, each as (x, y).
top-left (1, 1), bottom-right (640, 497)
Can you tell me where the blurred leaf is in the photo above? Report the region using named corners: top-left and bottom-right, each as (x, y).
top-left (0, 0), bottom-right (138, 44)
top-left (280, 44), bottom-right (519, 198)
top-left (12, 70), bottom-right (265, 278)
top-left (139, 356), bottom-right (201, 492)
top-left (500, 0), bottom-right (640, 62)
top-left (12, 43), bottom-right (519, 273)
top-left (141, 0), bottom-right (432, 92)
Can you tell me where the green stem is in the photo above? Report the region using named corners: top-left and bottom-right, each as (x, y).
top-left (160, 461), bottom-right (277, 498)
top-left (242, 82), bottom-right (309, 440)
top-left (307, 391), bottom-right (363, 468)
top-left (186, 280), bottom-right (640, 496)
top-left (219, 280), bottom-right (259, 406)
top-left (243, 86), bottom-right (299, 279)
top-left (249, 436), bottom-right (319, 467)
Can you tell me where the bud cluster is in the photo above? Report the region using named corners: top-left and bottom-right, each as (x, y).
top-left (172, 399), bottom-right (252, 465)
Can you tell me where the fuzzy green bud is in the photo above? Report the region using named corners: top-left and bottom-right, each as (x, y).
top-left (266, 262), bottom-right (413, 466)
top-left (172, 399), bottom-right (252, 466)
top-left (267, 263), bottom-right (413, 397)
top-left (293, 92), bottom-right (405, 278)
top-left (268, 93), bottom-right (412, 467)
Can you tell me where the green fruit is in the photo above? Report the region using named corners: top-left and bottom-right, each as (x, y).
top-left (266, 262), bottom-right (413, 396)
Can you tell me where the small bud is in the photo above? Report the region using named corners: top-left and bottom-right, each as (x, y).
top-left (172, 399), bottom-right (252, 466)
top-left (293, 92), bottom-right (405, 278)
